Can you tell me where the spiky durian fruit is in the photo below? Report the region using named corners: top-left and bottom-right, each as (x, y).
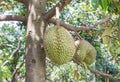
top-left (74, 39), bottom-right (96, 65)
top-left (43, 26), bottom-right (76, 65)
top-left (74, 40), bottom-right (88, 62)
top-left (83, 42), bottom-right (96, 65)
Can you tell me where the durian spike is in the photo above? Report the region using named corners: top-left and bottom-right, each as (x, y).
top-left (56, 6), bottom-right (60, 26)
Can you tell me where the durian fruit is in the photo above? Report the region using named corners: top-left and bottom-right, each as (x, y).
top-left (74, 39), bottom-right (96, 65)
top-left (83, 42), bottom-right (96, 65)
top-left (74, 40), bottom-right (88, 62)
top-left (43, 26), bottom-right (76, 65)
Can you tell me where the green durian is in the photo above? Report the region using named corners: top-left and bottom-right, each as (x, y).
top-left (74, 40), bottom-right (88, 62)
top-left (83, 42), bottom-right (96, 65)
top-left (43, 26), bottom-right (76, 65)
top-left (74, 39), bottom-right (96, 65)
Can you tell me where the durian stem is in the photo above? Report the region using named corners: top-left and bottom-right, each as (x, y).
top-left (55, 6), bottom-right (60, 26)
top-left (74, 30), bottom-right (82, 40)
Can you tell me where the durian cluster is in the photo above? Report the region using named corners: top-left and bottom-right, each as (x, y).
top-left (43, 26), bottom-right (96, 65)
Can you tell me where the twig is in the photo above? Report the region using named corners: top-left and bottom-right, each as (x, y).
top-left (72, 58), bottom-right (120, 81)
top-left (110, 35), bottom-right (120, 42)
top-left (2, 40), bottom-right (21, 67)
top-left (88, 68), bottom-right (120, 81)
top-left (0, 43), bottom-right (15, 48)
top-left (74, 31), bottom-right (82, 40)
top-left (5, 78), bottom-right (10, 82)
top-left (11, 62), bottom-right (25, 82)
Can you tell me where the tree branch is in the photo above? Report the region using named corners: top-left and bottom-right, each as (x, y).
top-left (0, 15), bottom-right (110, 32)
top-left (0, 42), bottom-right (15, 48)
top-left (89, 67), bottom-right (120, 81)
top-left (0, 15), bottom-right (27, 24)
top-left (0, 14), bottom-right (110, 32)
top-left (44, 0), bottom-right (72, 20)
top-left (48, 15), bottom-right (110, 31)
top-left (72, 58), bottom-right (120, 81)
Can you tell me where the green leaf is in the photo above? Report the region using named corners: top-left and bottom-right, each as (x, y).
top-left (116, 47), bottom-right (120, 54)
top-left (91, 0), bottom-right (99, 9)
top-left (79, 77), bottom-right (85, 81)
top-left (117, 16), bottom-right (120, 26)
top-left (102, 27), bottom-right (113, 44)
top-left (74, 70), bottom-right (80, 81)
top-left (101, 0), bottom-right (109, 10)
top-left (83, 62), bottom-right (88, 72)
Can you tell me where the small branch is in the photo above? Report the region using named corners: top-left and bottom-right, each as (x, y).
top-left (89, 68), bottom-right (120, 81)
top-left (9, 40), bottom-right (21, 57)
top-left (0, 43), bottom-right (15, 48)
top-left (44, 0), bottom-right (72, 20)
top-left (2, 40), bottom-right (21, 67)
top-left (48, 18), bottom-right (79, 31)
top-left (5, 78), bottom-right (10, 82)
top-left (92, 15), bottom-right (110, 28)
top-left (48, 15), bottom-right (110, 31)
top-left (0, 15), bottom-right (27, 24)
top-left (11, 62), bottom-right (25, 82)
top-left (110, 35), bottom-right (120, 42)
top-left (72, 58), bottom-right (120, 81)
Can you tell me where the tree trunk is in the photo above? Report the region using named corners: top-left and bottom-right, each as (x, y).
top-left (25, 0), bottom-right (46, 82)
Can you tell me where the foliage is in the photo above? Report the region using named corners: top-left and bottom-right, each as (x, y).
top-left (0, 23), bottom-right (26, 82)
top-left (91, 0), bottom-right (120, 14)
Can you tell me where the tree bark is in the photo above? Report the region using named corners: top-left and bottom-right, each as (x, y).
top-left (25, 0), bottom-right (46, 82)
